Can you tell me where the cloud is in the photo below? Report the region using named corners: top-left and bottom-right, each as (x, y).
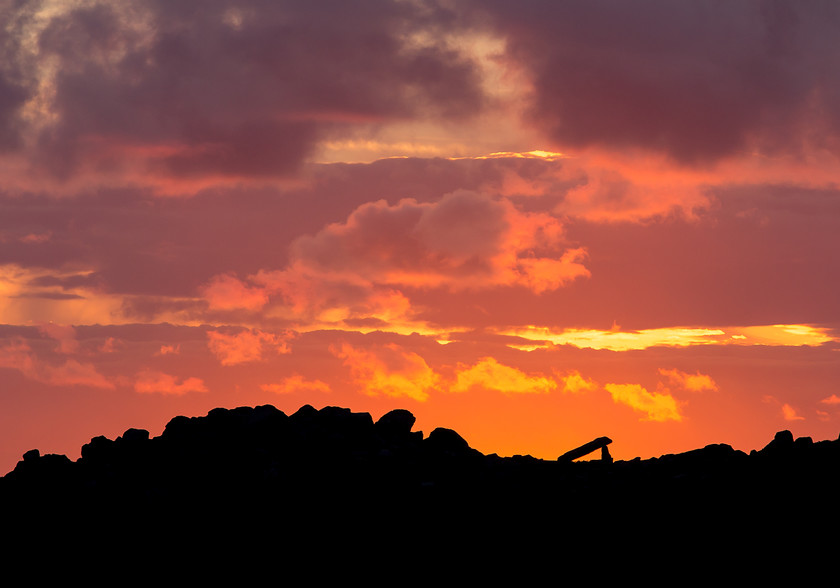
top-left (261, 375), bottom-right (330, 395)
top-left (559, 370), bottom-right (597, 394)
top-left (8, 0), bottom-right (485, 184)
top-left (552, 156), bottom-right (713, 222)
top-left (0, 4), bottom-right (33, 153)
top-left (604, 383), bottom-right (682, 422)
top-left (38, 323), bottom-right (80, 354)
top-left (200, 274), bottom-right (269, 312)
top-left (477, 0), bottom-right (840, 164)
top-left (245, 269), bottom-right (417, 329)
top-left (248, 190), bottom-right (588, 320)
top-left (155, 344), bottom-right (180, 356)
top-left (821, 394), bottom-right (840, 405)
top-left (206, 329), bottom-right (292, 366)
top-left (184, 188), bottom-right (590, 332)
top-left (781, 403), bottom-right (805, 421)
top-left (99, 337), bottom-right (119, 353)
top-left (20, 233), bottom-right (52, 244)
top-left (38, 358), bottom-right (115, 389)
top-left (499, 325), bottom-right (837, 351)
top-left (134, 370), bottom-right (207, 395)
top-left (0, 339), bottom-right (114, 389)
top-left (11, 154), bottom-right (838, 337)
top-left (658, 368), bottom-right (718, 392)
top-left (332, 342), bottom-right (439, 401)
top-left (293, 189), bottom-right (588, 292)
top-left (452, 357), bottom-right (557, 394)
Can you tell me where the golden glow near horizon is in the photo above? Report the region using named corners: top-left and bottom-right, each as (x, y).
top-left (478, 150), bottom-right (569, 161)
top-left (314, 145), bottom-right (570, 165)
top-left (500, 324), bottom-right (837, 351)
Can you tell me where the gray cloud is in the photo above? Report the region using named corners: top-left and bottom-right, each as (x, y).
top-left (475, 0), bottom-right (840, 163)
top-left (12, 0), bottom-right (485, 179)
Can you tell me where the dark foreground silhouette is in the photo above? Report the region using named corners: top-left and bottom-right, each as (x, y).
top-left (3, 404), bottom-right (839, 577)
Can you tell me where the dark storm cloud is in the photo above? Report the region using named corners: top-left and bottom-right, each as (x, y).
top-left (23, 0), bottom-right (485, 179)
top-left (475, 0), bottom-right (840, 163)
top-left (0, 0), bottom-right (39, 152)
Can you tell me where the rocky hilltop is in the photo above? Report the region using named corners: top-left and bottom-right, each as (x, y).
top-left (3, 404), bottom-right (839, 573)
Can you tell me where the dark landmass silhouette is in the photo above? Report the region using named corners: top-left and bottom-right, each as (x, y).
top-left (3, 404), bottom-right (838, 577)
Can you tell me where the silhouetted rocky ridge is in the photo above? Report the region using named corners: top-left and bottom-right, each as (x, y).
top-left (3, 404), bottom-right (839, 573)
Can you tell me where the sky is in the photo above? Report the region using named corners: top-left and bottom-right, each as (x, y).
top-left (3, 0), bottom-right (840, 473)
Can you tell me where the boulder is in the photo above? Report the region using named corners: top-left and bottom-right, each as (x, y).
top-left (375, 409), bottom-right (417, 440)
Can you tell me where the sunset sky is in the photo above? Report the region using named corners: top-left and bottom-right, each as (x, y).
top-left (3, 0), bottom-right (840, 473)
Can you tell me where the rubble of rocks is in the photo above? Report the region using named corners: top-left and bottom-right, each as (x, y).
top-left (3, 404), bottom-right (838, 568)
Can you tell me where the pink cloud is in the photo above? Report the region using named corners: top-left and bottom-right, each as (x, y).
top-left (289, 190), bottom-right (587, 292)
top-left (155, 344), bottom-right (180, 356)
top-left (261, 375), bottom-right (331, 395)
top-left (41, 359), bottom-right (115, 389)
top-left (20, 233), bottom-right (51, 244)
top-left (658, 368), bottom-right (718, 392)
top-left (38, 323), bottom-right (79, 354)
top-left (243, 190), bottom-right (588, 328)
top-left (200, 274), bottom-right (269, 312)
top-left (0, 339), bottom-right (113, 389)
top-left (134, 370), bottom-right (207, 395)
top-left (99, 337), bottom-right (119, 353)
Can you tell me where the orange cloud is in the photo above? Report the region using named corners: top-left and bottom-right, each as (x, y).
top-left (509, 249), bottom-right (590, 294)
top-left (658, 368), bottom-right (718, 392)
top-left (261, 375), bottom-right (330, 395)
top-left (206, 329), bottom-right (291, 365)
top-left (782, 403), bottom-right (805, 421)
top-left (559, 370), bottom-right (597, 394)
top-left (134, 370), bottom-right (207, 395)
top-left (332, 342), bottom-right (439, 401)
top-left (604, 383), bottom-right (682, 422)
top-left (554, 154), bottom-right (713, 222)
top-left (820, 394), bottom-right (840, 405)
top-left (451, 357), bottom-right (557, 394)
top-left (200, 274), bottom-right (269, 311)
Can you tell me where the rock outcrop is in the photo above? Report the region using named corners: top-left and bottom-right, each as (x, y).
top-left (2, 403), bottom-right (838, 575)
